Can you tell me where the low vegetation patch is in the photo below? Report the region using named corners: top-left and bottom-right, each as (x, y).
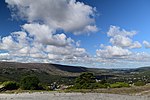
top-left (2, 81), bottom-right (19, 90)
top-left (134, 81), bottom-right (146, 86)
top-left (110, 82), bottom-right (130, 88)
top-left (71, 72), bottom-right (130, 89)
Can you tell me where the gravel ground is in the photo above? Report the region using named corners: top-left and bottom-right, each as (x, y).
top-left (0, 92), bottom-right (149, 100)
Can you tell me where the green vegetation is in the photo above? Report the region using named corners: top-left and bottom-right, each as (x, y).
top-left (0, 76), bottom-right (51, 92)
top-left (38, 83), bottom-right (49, 90)
top-left (2, 81), bottom-right (19, 90)
top-left (0, 62), bottom-right (149, 92)
top-left (71, 72), bottom-right (130, 89)
top-left (73, 72), bottom-right (97, 89)
top-left (0, 82), bottom-right (2, 85)
top-left (0, 72), bottom-right (148, 93)
top-left (134, 81), bottom-right (146, 86)
top-left (20, 76), bottom-right (40, 90)
top-left (110, 82), bottom-right (130, 88)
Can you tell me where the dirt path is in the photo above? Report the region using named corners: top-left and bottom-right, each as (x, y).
top-left (135, 89), bottom-right (150, 96)
top-left (0, 92), bottom-right (149, 100)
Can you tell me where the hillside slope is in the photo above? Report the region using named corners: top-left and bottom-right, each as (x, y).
top-left (0, 62), bottom-right (89, 84)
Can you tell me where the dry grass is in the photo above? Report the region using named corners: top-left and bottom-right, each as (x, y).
top-left (65, 84), bottom-right (150, 96)
top-left (1, 84), bottom-right (150, 96)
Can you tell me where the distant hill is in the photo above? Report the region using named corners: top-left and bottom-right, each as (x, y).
top-left (132, 67), bottom-right (150, 72)
top-left (0, 62), bottom-right (150, 84)
top-left (0, 62), bottom-right (87, 76)
top-left (0, 62), bottom-right (89, 84)
top-left (0, 62), bottom-right (110, 84)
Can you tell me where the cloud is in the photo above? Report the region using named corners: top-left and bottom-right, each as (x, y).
top-left (0, 23), bottom-right (88, 64)
top-left (0, 0), bottom-right (95, 65)
top-left (129, 41), bottom-right (142, 49)
top-left (0, 35), bottom-right (22, 51)
top-left (0, 53), bottom-right (10, 61)
top-left (96, 46), bottom-right (132, 58)
top-left (5, 0), bottom-right (98, 35)
top-left (95, 25), bottom-right (148, 68)
top-left (96, 25), bottom-right (142, 59)
top-left (109, 35), bottom-right (132, 47)
top-left (143, 40), bottom-right (150, 48)
top-left (107, 26), bottom-right (141, 49)
top-left (23, 23), bottom-right (74, 46)
top-left (107, 25), bottom-right (136, 37)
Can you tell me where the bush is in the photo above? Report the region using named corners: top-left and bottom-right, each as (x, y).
top-left (38, 83), bottom-right (49, 90)
top-left (2, 81), bottom-right (19, 90)
top-left (73, 72), bottom-right (96, 89)
top-left (99, 79), bottom-right (107, 84)
top-left (134, 81), bottom-right (146, 86)
top-left (75, 72), bottom-right (96, 84)
top-left (20, 76), bottom-right (40, 90)
top-left (93, 83), bottom-right (107, 88)
top-left (110, 82), bottom-right (130, 88)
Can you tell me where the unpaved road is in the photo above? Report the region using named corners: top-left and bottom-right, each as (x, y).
top-left (0, 92), bottom-right (149, 100)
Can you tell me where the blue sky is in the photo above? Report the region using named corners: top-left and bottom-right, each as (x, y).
top-left (0, 0), bottom-right (150, 68)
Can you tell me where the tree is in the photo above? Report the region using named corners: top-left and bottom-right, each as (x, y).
top-left (20, 75), bottom-right (40, 90)
top-left (74, 72), bottom-right (96, 89)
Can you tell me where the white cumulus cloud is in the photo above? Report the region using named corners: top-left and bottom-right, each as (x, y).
top-left (96, 25), bottom-right (145, 66)
top-left (5, 0), bottom-right (98, 34)
top-left (107, 25), bottom-right (141, 49)
top-left (96, 46), bottom-right (132, 58)
top-left (0, 23), bottom-right (88, 64)
top-left (143, 40), bottom-right (150, 48)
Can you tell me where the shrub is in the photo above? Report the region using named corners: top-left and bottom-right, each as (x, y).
top-left (73, 72), bottom-right (96, 89)
top-left (20, 76), bottom-right (40, 90)
top-left (94, 83), bottom-right (107, 88)
top-left (134, 81), bottom-right (146, 86)
top-left (99, 79), bottom-right (107, 84)
top-left (110, 82), bottom-right (130, 88)
top-left (104, 83), bottom-right (110, 88)
top-left (75, 72), bottom-right (96, 84)
top-left (2, 81), bottom-right (19, 90)
top-left (38, 83), bottom-right (49, 90)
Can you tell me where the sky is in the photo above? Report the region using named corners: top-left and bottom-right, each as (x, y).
top-left (0, 0), bottom-right (150, 68)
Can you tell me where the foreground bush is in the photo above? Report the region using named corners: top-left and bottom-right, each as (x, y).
top-left (20, 76), bottom-right (40, 90)
top-left (134, 81), bottom-right (146, 86)
top-left (2, 81), bottom-right (19, 90)
top-left (110, 82), bottom-right (130, 88)
top-left (89, 83), bottom-right (108, 88)
top-left (38, 83), bottom-right (49, 90)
